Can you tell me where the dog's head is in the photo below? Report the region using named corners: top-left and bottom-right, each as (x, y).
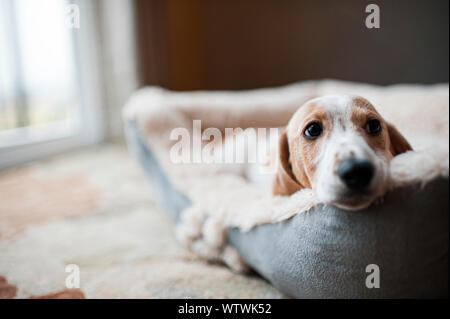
top-left (272, 94), bottom-right (412, 210)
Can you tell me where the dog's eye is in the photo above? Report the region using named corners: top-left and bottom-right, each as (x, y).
top-left (365, 119), bottom-right (381, 135)
top-left (303, 122), bottom-right (323, 139)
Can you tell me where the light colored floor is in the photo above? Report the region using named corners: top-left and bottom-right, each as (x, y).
top-left (0, 143), bottom-right (283, 298)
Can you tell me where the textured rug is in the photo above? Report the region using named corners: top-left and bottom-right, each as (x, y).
top-left (0, 144), bottom-right (282, 299)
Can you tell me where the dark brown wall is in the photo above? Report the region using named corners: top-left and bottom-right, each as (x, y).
top-left (135, 0), bottom-right (449, 91)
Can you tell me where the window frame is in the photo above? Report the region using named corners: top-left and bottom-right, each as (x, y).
top-left (0, 0), bottom-right (104, 169)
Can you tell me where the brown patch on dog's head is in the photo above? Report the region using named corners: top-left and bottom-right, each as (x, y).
top-left (273, 102), bottom-right (331, 195)
top-left (349, 96), bottom-right (412, 158)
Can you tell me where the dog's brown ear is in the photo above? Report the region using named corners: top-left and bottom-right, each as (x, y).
top-left (386, 122), bottom-right (413, 156)
top-left (272, 130), bottom-right (304, 196)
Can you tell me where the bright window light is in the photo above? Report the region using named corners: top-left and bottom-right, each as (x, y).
top-left (0, 0), bottom-right (80, 147)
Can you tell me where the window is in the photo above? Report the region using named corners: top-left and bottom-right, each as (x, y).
top-left (0, 0), bottom-right (102, 168)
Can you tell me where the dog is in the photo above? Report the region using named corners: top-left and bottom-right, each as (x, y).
top-left (272, 94), bottom-right (413, 210)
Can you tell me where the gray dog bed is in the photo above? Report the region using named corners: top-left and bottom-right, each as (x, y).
top-left (125, 120), bottom-right (448, 298)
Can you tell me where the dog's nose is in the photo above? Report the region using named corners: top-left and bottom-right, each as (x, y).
top-left (337, 159), bottom-right (374, 190)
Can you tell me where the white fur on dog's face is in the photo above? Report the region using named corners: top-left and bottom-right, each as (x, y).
top-left (286, 94), bottom-right (394, 210)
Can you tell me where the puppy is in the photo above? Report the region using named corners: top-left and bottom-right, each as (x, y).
top-left (273, 94), bottom-right (412, 210)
